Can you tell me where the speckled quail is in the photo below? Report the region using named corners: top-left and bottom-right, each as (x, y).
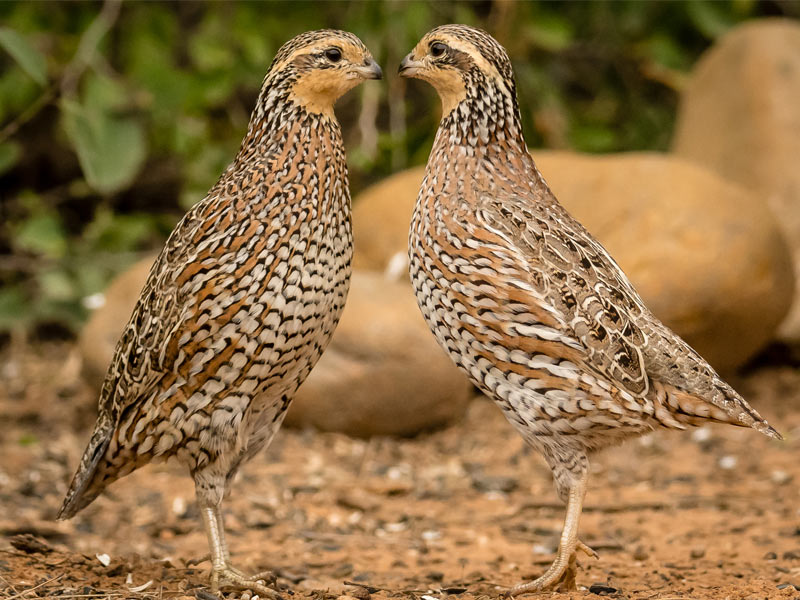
top-left (58, 30), bottom-right (381, 598)
top-left (400, 24), bottom-right (780, 594)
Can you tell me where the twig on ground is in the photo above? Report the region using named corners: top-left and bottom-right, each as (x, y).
top-left (5, 573), bottom-right (64, 600)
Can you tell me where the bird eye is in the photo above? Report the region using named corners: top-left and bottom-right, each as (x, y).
top-left (325, 48), bottom-right (342, 63)
top-left (430, 42), bottom-right (447, 57)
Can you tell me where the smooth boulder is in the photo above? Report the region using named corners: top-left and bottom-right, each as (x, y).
top-left (671, 19), bottom-right (800, 338)
top-left (351, 152), bottom-right (794, 372)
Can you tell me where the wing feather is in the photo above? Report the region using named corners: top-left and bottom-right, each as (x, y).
top-left (476, 192), bottom-right (652, 399)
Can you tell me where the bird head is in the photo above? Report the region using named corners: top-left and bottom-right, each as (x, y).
top-left (265, 30), bottom-right (382, 117)
top-left (399, 25), bottom-right (517, 118)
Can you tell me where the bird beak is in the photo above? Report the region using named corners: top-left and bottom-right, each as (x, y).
top-left (398, 53), bottom-right (423, 77)
top-left (354, 58), bottom-right (383, 80)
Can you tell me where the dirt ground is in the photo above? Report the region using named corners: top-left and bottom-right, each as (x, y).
top-left (1, 341), bottom-right (799, 600)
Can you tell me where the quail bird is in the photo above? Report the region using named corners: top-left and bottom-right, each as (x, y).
top-left (58, 30), bottom-right (381, 598)
top-left (400, 25), bottom-right (780, 594)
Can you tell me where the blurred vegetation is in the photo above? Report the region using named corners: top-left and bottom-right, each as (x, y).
top-left (1, 0), bottom-right (798, 338)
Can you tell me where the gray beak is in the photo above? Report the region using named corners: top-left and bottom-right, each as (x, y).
top-left (358, 58), bottom-right (382, 80)
top-left (398, 52), bottom-right (422, 76)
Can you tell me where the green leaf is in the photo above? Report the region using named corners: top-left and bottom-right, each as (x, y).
top-left (526, 14), bottom-right (574, 52)
top-left (60, 99), bottom-right (147, 195)
top-left (570, 123), bottom-right (617, 153)
top-left (0, 286), bottom-right (28, 331)
top-left (0, 141), bottom-right (21, 175)
top-left (84, 72), bottom-right (129, 113)
top-left (0, 27), bottom-right (47, 86)
top-left (83, 208), bottom-right (159, 252)
top-left (686, 1), bottom-right (738, 40)
top-left (37, 268), bottom-right (76, 301)
top-left (15, 211), bottom-right (68, 258)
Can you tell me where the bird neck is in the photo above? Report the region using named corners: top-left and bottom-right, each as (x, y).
top-left (426, 84), bottom-right (536, 199)
top-left (438, 79), bottom-right (528, 156)
top-left (235, 72), bottom-right (341, 165)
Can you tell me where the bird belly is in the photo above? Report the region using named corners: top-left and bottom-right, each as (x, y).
top-left (409, 242), bottom-right (653, 452)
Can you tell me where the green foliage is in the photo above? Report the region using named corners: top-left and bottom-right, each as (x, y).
top-left (0, 0), bottom-right (796, 335)
top-left (0, 27), bottom-right (47, 86)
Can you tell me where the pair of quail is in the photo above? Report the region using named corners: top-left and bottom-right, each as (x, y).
top-left (59, 26), bottom-right (780, 597)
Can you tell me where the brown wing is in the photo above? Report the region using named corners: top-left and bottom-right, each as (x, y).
top-left (96, 175), bottom-right (255, 421)
top-left (475, 192), bottom-right (652, 399)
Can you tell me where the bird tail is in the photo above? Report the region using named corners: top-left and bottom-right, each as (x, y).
top-left (663, 382), bottom-right (782, 441)
top-left (57, 416), bottom-right (115, 520)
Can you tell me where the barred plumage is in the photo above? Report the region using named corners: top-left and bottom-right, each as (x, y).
top-left (400, 24), bottom-right (780, 593)
top-left (59, 29), bottom-right (380, 597)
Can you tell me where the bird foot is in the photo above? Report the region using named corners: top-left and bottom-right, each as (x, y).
top-left (577, 540), bottom-right (599, 560)
top-left (508, 540), bottom-right (597, 596)
top-left (210, 565), bottom-right (280, 599)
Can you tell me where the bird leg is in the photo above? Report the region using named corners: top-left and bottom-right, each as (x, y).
top-left (201, 505), bottom-right (280, 598)
top-left (510, 470), bottom-right (594, 595)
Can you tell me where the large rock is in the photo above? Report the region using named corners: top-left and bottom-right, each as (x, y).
top-left (79, 259), bottom-right (472, 437)
top-left (671, 19), bottom-right (800, 338)
top-left (351, 152), bottom-right (794, 372)
top-left (286, 270), bottom-right (473, 436)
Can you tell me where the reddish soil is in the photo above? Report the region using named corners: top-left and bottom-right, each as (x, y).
top-left (1, 341), bottom-right (799, 600)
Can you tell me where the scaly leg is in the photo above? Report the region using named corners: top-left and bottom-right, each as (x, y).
top-left (202, 505), bottom-right (280, 598)
top-left (510, 469), bottom-right (595, 595)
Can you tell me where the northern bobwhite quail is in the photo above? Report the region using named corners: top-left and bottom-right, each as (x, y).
top-left (58, 30), bottom-right (381, 598)
top-left (400, 25), bottom-right (781, 594)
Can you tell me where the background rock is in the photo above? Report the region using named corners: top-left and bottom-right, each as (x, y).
top-left (286, 270), bottom-right (473, 436)
top-left (671, 19), bottom-right (800, 339)
top-left (79, 258), bottom-right (472, 437)
top-left (351, 152), bottom-right (794, 372)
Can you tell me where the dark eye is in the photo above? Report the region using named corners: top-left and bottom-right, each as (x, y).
top-left (325, 48), bottom-right (342, 63)
top-left (430, 42), bottom-right (447, 57)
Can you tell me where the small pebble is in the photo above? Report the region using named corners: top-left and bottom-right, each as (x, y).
top-left (470, 474), bottom-right (518, 493)
top-left (588, 583), bottom-right (618, 596)
top-left (771, 470), bottom-right (792, 485)
top-left (718, 455), bottom-right (737, 470)
top-left (764, 551), bottom-right (777, 560)
top-left (690, 547), bottom-right (705, 559)
top-left (172, 496), bottom-right (187, 515)
top-left (345, 586), bottom-right (371, 600)
top-left (632, 545), bottom-right (649, 561)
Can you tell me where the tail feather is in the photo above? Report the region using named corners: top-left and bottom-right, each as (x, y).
top-left (57, 417), bottom-right (114, 520)
top-left (663, 382), bottom-right (782, 441)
